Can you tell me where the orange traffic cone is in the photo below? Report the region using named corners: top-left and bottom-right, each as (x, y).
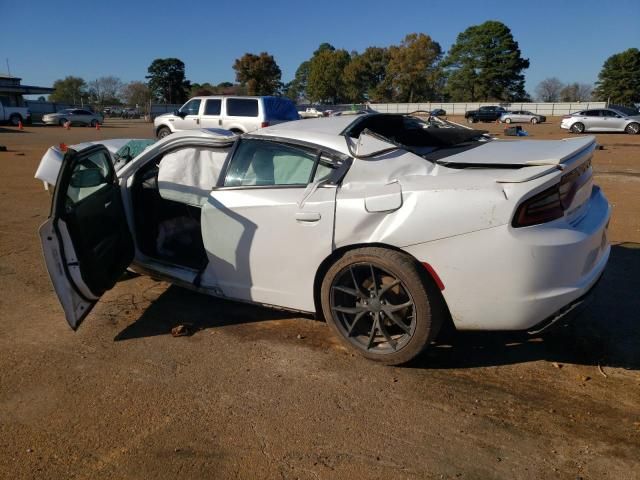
top-left (18, 120), bottom-right (23, 130)
top-left (59, 143), bottom-right (68, 152)
top-left (95, 122), bottom-right (100, 131)
top-left (64, 121), bottom-right (71, 130)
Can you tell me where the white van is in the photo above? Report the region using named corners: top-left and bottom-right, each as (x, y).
top-left (0, 94), bottom-right (31, 126)
top-left (153, 96), bottom-right (300, 138)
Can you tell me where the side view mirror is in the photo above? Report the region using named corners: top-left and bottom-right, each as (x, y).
top-left (173, 109), bottom-right (187, 118)
top-left (70, 168), bottom-right (106, 188)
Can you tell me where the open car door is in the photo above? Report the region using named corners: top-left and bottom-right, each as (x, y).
top-left (39, 145), bottom-right (134, 329)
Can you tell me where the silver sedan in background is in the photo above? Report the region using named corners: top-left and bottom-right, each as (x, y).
top-left (42, 109), bottom-right (104, 127)
top-left (561, 106), bottom-right (640, 134)
top-left (500, 110), bottom-right (546, 124)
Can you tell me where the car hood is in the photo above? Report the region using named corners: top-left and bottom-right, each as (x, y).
top-left (437, 136), bottom-right (596, 167)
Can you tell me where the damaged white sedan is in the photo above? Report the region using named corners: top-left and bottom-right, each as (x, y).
top-left (37, 114), bottom-right (610, 365)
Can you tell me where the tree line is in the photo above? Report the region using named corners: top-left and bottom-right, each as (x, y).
top-left (48, 21), bottom-right (640, 108)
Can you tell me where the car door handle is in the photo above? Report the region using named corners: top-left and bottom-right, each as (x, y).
top-left (295, 212), bottom-right (321, 222)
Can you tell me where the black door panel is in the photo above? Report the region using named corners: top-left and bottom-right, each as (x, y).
top-left (54, 146), bottom-right (134, 297)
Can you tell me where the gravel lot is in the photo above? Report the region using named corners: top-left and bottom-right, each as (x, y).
top-left (1, 118), bottom-right (639, 480)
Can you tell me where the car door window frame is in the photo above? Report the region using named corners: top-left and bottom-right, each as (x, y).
top-left (215, 136), bottom-right (350, 190)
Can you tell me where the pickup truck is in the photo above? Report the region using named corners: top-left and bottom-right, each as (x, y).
top-left (464, 106), bottom-right (506, 123)
top-left (0, 100), bottom-right (31, 126)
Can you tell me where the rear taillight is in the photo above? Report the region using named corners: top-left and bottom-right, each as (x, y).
top-left (513, 159), bottom-right (592, 228)
top-left (260, 121), bottom-right (270, 128)
top-left (513, 185), bottom-right (564, 227)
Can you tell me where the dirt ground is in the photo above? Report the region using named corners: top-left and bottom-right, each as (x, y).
top-left (0, 118), bottom-right (638, 480)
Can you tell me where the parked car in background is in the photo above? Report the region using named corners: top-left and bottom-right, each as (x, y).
top-left (430, 108), bottom-right (447, 117)
top-left (464, 106), bottom-right (506, 123)
top-left (561, 107), bottom-right (640, 134)
top-left (154, 96), bottom-right (300, 139)
top-left (42, 109), bottom-right (103, 127)
top-left (500, 110), bottom-right (546, 124)
top-left (37, 113), bottom-right (609, 365)
top-left (299, 107), bottom-right (325, 118)
top-left (0, 96), bottom-right (31, 125)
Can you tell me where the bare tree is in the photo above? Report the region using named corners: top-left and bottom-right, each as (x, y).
top-left (88, 76), bottom-right (124, 107)
top-left (122, 81), bottom-right (152, 110)
top-left (535, 77), bottom-right (564, 102)
top-left (560, 82), bottom-right (593, 102)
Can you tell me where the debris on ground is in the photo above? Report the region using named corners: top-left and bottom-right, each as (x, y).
top-left (552, 362), bottom-right (563, 369)
top-left (171, 324), bottom-right (196, 337)
top-left (296, 334), bottom-right (305, 340)
top-left (0, 145), bottom-right (7, 152)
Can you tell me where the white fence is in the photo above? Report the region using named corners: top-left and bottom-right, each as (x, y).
top-left (369, 102), bottom-right (607, 116)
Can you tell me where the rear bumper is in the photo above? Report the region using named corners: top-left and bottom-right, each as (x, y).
top-left (403, 186), bottom-right (611, 331)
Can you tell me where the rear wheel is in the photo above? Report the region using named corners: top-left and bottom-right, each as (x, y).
top-left (531, 117), bottom-right (539, 124)
top-left (9, 114), bottom-right (21, 126)
top-left (570, 122), bottom-right (585, 134)
top-left (321, 248), bottom-right (442, 365)
top-left (625, 122), bottom-right (640, 135)
top-left (59, 118), bottom-right (68, 126)
top-left (505, 118), bottom-right (512, 124)
top-left (157, 126), bottom-right (171, 139)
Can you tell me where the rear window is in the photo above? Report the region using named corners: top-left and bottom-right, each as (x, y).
top-left (226, 98), bottom-right (259, 117)
top-left (263, 97), bottom-right (300, 121)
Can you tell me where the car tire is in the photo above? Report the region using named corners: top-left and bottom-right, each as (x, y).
top-left (505, 118), bottom-right (512, 124)
top-left (9, 114), bottom-right (21, 126)
top-left (570, 122), bottom-right (585, 134)
top-left (320, 247), bottom-right (443, 365)
top-left (531, 117), bottom-right (538, 124)
top-left (230, 128), bottom-right (244, 135)
top-left (157, 127), bottom-right (171, 139)
top-left (625, 122), bottom-right (640, 135)
top-left (59, 118), bottom-right (68, 126)
top-left (90, 119), bottom-right (98, 127)
top-left (466, 117), bottom-right (475, 124)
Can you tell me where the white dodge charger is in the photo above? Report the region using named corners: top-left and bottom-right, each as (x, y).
top-left (36, 114), bottom-right (610, 365)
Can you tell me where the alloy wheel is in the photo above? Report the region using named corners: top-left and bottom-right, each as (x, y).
top-left (330, 263), bottom-right (416, 354)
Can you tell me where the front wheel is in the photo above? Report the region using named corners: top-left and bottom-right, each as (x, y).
top-left (570, 122), bottom-right (585, 134)
top-left (321, 248), bottom-right (443, 365)
top-left (157, 126), bottom-right (171, 139)
top-left (625, 122), bottom-right (640, 135)
top-left (530, 117), bottom-right (538, 124)
top-left (504, 118), bottom-right (512, 124)
top-left (9, 114), bottom-right (21, 126)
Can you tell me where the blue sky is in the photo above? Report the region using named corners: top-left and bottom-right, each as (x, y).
top-left (2, 0), bottom-right (639, 96)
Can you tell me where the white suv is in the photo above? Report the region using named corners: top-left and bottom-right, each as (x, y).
top-left (154, 96), bottom-right (300, 138)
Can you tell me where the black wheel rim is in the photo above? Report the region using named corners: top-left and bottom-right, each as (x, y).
top-left (330, 263), bottom-right (416, 354)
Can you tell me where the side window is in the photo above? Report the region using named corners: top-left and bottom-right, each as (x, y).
top-left (224, 140), bottom-right (317, 187)
top-left (204, 99), bottom-right (221, 116)
top-left (180, 99), bottom-right (201, 116)
top-left (226, 98), bottom-right (259, 117)
top-left (601, 110), bottom-right (617, 117)
top-left (584, 110), bottom-right (600, 117)
top-left (66, 150), bottom-right (112, 207)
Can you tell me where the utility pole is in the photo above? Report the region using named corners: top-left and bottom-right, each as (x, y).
top-left (5, 58), bottom-right (10, 77)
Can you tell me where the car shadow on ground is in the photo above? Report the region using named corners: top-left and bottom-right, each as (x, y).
top-left (414, 243), bottom-right (640, 371)
top-left (114, 286), bottom-right (303, 342)
top-left (114, 244), bottom-right (639, 371)
top-left (0, 127), bottom-right (30, 134)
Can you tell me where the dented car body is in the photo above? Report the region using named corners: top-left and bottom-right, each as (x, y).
top-left (37, 114), bottom-right (610, 365)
